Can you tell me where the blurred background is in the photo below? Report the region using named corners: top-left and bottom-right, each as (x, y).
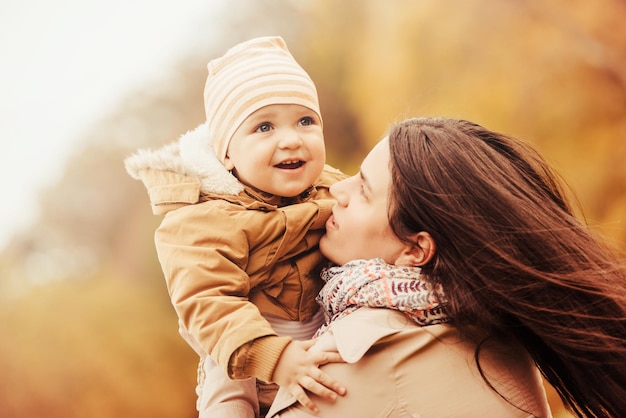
top-left (1, 0), bottom-right (625, 417)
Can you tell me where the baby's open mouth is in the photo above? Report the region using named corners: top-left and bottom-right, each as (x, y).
top-left (275, 160), bottom-right (304, 169)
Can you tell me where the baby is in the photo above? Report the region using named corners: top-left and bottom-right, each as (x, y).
top-left (125, 36), bottom-right (346, 417)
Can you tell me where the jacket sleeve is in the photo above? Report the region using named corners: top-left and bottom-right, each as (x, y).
top-left (154, 199), bottom-right (330, 375)
top-left (154, 202), bottom-right (279, 371)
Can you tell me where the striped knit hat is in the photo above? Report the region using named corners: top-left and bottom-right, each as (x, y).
top-left (204, 36), bottom-right (321, 163)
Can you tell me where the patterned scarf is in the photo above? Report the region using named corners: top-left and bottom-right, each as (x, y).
top-left (315, 258), bottom-right (449, 337)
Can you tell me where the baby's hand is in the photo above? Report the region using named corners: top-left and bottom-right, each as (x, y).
top-left (273, 339), bottom-right (347, 413)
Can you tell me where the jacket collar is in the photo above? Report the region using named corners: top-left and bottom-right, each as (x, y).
top-left (243, 184), bottom-right (316, 207)
top-left (125, 122), bottom-right (244, 196)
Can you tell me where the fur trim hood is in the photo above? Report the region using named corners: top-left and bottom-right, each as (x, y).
top-left (124, 123), bottom-right (244, 196)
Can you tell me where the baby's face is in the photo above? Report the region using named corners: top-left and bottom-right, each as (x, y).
top-left (224, 104), bottom-right (325, 197)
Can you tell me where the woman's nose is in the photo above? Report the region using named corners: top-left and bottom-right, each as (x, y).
top-left (329, 177), bottom-right (351, 206)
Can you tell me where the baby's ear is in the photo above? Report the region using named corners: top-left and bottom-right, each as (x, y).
top-left (395, 232), bottom-right (436, 267)
top-left (223, 156), bottom-right (235, 171)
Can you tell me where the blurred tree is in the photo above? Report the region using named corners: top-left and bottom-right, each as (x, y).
top-left (299, 0), bottom-right (626, 244)
top-left (0, 277), bottom-right (198, 418)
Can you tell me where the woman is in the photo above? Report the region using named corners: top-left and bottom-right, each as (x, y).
top-left (268, 117), bottom-right (626, 417)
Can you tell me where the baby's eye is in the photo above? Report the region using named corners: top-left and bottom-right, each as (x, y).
top-left (256, 123), bottom-right (272, 133)
top-left (299, 117), bottom-right (314, 126)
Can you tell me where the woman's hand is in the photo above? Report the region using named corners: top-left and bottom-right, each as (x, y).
top-left (273, 339), bottom-right (347, 413)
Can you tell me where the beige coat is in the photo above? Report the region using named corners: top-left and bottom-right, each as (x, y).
top-left (268, 308), bottom-right (553, 418)
top-left (125, 123), bottom-right (346, 375)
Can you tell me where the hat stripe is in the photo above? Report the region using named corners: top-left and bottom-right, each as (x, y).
top-left (204, 57), bottom-right (314, 111)
top-left (209, 75), bottom-right (318, 122)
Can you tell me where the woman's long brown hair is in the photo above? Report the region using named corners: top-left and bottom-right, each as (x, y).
top-left (388, 117), bottom-right (626, 417)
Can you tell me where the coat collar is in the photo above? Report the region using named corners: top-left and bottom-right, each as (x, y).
top-left (125, 122), bottom-right (244, 196)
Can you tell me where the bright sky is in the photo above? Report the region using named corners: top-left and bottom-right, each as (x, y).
top-left (0, 0), bottom-right (225, 249)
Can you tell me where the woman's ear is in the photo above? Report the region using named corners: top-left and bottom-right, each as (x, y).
top-left (395, 232), bottom-right (436, 267)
